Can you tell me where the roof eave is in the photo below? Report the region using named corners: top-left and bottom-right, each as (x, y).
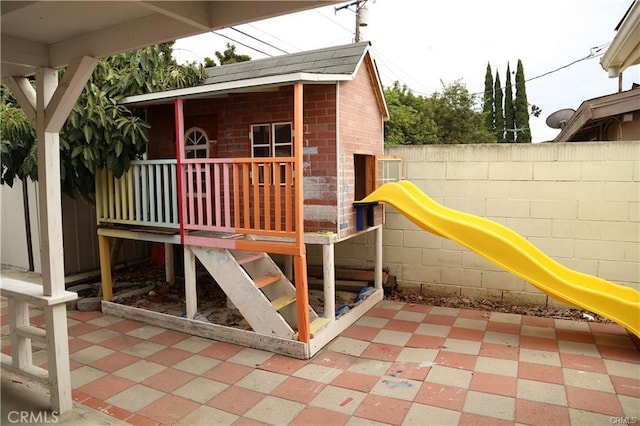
top-left (120, 72), bottom-right (352, 106)
top-left (600, 0), bottom-right (640, 77)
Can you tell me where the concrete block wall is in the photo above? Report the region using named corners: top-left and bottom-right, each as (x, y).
top-left (308, 141), bottom-right (639, 307)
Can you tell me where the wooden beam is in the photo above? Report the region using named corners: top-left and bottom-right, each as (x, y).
top-left (138, 1), bottom-right (211, 31)
top-left (44, 304), bottom-right (73, 413)
top-left (184, 246), bottom-right (197, 319)
top-left (322, 243), bottom-right (336, 321)
top-left (98, 235), bottom-right (113, 301)
top-left (174, 99), bottom-right (186, 243)
top-left (45, 56), bottom-right (98, 133)
top-left (3, 75), bottom-right (36, 124)
top-left (375, 225), bottom-right (383, 291)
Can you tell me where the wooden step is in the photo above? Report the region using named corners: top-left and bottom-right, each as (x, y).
top-left (294, 317), bottom-right (332, 340)
top-left (253, 273), bottom-right (282, 288)
top-left (271, 294), bottom-right (296, 311)
top-left (235, 252), bottom-right (265, 265)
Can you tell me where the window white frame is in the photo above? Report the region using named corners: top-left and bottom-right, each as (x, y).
top-left (184, 127), bottom-right (210, 159)
top-left (250, 122), bottom-right (293, 184)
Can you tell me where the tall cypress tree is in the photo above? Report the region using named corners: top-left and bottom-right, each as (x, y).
top-left (514, 59), bottom-right (531, 143)
top-left (494, 71), bottom-right (504, 143)
top-left (504, 63), bottom-right (515, 142)
top-left (482, 63), bottom-right (494, 133)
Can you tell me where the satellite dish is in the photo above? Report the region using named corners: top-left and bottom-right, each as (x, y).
top-left (546, 108), bottom-right (575, 129)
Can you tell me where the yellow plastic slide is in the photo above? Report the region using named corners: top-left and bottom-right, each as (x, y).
top-left (362, 181), bottom-right (640, 337)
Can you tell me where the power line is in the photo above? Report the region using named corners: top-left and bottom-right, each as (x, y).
top-left (210, 30), bottom-right (273, 58)
top-left (246, 23), bottom-right (303, 52)
top-left (230, 27), bottom-right (290, 55)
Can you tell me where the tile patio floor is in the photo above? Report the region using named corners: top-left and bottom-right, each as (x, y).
top-left (2, 292), bottom-right (639, 425)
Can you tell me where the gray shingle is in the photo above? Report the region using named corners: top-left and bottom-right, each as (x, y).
top-left (202, 42), bottom-right (369, 85)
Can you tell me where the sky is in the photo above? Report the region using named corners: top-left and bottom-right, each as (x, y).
top-left (173, 0), bottom-right (639, 143)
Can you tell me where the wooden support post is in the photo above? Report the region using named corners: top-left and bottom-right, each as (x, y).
top-left (98, 234), bottom-right (113, 301)
top-left (45, 304), bottom-right (73, 413)
top-left (284, 255), bottom-right (293, 281)
top-left (322, 243), bottom-right (336, 320)
top-left (294, 254), bottom-right (310, 342)
top-left (165, 242), bottom-right (175, 285)
top-left (8, 299), bottom-right (32, 369)
top-left (375, 225), bottom-right (383, 291)
top-left (184, 246), bottom-right (197, 319)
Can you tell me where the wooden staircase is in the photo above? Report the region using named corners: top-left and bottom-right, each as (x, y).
top-left (189, 245), bottom-right (329, 339)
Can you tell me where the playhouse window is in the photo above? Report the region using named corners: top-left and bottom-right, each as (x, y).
top-left (184, 127), bottom-right (210, 159)
top-left (250, 123), bottom-right (292, 183)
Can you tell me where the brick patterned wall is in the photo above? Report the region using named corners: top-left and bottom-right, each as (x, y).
top-left (310, 142), bottom-right (640, 307)
top-left (336, 58), bottom-right (385, 239)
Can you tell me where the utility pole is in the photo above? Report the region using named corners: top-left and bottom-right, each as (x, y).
top-left (335, 0), bottom-right (369, 42)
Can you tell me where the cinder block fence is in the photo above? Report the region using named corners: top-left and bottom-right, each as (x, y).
top-left (308, 141), bottom-right (639, 307)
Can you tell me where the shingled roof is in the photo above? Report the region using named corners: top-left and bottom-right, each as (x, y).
top-left (204, 41), bottom-right (371, 84)
top-left (120, 41), bottom-right (387, 119)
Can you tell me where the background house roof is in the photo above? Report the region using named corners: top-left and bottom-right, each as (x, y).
top-left (553, 87), bottom-right (640, 141)
top-left (204, 41), bottom-right (371, 84)
top-left (0, 1), bottom-right (339, 78)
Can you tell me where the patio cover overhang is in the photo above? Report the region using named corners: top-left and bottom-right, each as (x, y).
top-left (0, 0), bottom-right (341, 413)
top-left (600, 0), bottom-right (640, 78)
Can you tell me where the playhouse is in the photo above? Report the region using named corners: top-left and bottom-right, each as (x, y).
top-left (95, 42), bottom-right (401, 358)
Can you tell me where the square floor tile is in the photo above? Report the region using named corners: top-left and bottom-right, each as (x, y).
top-left (361, 343), bottom-right (403, 362)
top-left (387, 362), bottom-right (431, 381)
top-left (173, 353), bottom-right (221, 375)
top-left (448, 327), bottom-right (485, 341)
top-left (227, 347), bottom-right (274, 367)
top-left (328, 337), bottom-right (370, 357)
top-left (396, 347), bottom-right (438, 363)
top-left (470, 372), bottom-right (517, 397)
top-left (393, 310), bottom-right (426, 322)
top-left (490, 312), bottom-right (521, 324)
top-left (566, 387), bottom-right (624, 416)
top-left (310, 385), bottom-right (367, 415)
top-left (175, 405), bottom-right (238, 426)
top-left (88, 351), bottom-right (139, 373)
top-left (441, 338), bottom-right (481, 355)
top-left (125, 325), bottom-right (166, 340)
top-left (141, 367), bottom-right (197, 393)
top-left (207, 385), bottom-right (265, 415)
top-left (70, 365), bottom-right (106, 388)
top-left (354, 394), bottom-right (412, 424)
top-left (79, 328), bottom-right (121, 344)
top-left (406, 334), bottom-right (446, 349)
top-left (355, 316), bottom-right (389, 328)
top-left (331, 371), bottom-right (380, 393)
top-left (105, 383), bottom-right (164, 412)
top-left (259, 354), bottom-right (307, 375)
top-left (604, 359), bottom-right (640, 379)
top-left (519, 348), bottom-right (561, 367)
top-left (77, 374), bottom-right (136, 401)
top-left (415, 323), bottom-right (451, 338)
top-left (560, 352), bottom-right (607, 373)
top-left (272, 377), bottom-right (326, 404)
top-left (483, 331), bottom-right (520, 347)
top-left (427, 365), bottom-right (473, 389)
top-left (475, 356), bottom-right (518, 377)
top-left (173, 376), bottom-right (228, 403)
top-left (618, 395), bottom-right (640, 418)
top-left (121, 341), bottom-right (166, 358)
top-left (372, 329), bottom-right (412, 346)
top-left (145, 347), bottom-right (192, 367)
top-left (293, 363), bottom-right (342, 384)
top-left (203, 361), bottom-right (253, 384)
top-left (478, 342), bottom-right (519, 360)
top-left (348, 358), bottom-right (393, 377)
top-left (463, 390), bottom-right (515, 421)
top-left (290, 406), bottom-right (350, 426)
top-left (453, 317), bottom-right (487, 331)
top-left (105, 319), bottom-right (145, 334)
top-left (236, 369), bottom-right (288, 394)
top-left (70, 345), bottom-right (115, 364)
top-left (384, 319), bottom-right (419, 333)
top-left (342, 325), bottom-right (381, 341)
top-left (198, 341), bottom-right (245, 360)
top-left (429, 306), bottom-right (460, 317)
top-left (403, 403), bottom-right (460, 425)
top-left (370, 377), bottom-right (421, 401)
top-left (170, 335), bottom-right (213, 353)
top-left (558, 342), bottom-right (600, 359)
top-left (563, 369), bottom-right (615, 393)
top-left (114, 359), bottom-right (165, 382)
top-left (244, 395), bottom-right (305, 425)
top-left (137, 394), bottom-right (200, 425)
top-left (515, 399), bottom-right (570, 425)
top-left (517, 378), bottom-right (567, 406)
top-left (520, 336), bottom-right (558, 352)
top-left (414, 382), bottom-right (467, 411)
top-left (521, 325), bottom-right (556, 339)
top-left (148, 330), bottom-right (190, 346)
top-left (610, 376), bottom-right (640, 398)
top-left (518, 362), bottom-right (564, 385)
top-left (436, 351), bottom-right (477, 371)
top-left (99, 334), bottom-right (143, 351)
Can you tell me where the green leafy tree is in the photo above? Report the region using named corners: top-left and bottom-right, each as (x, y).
top-left (482, 63), bottom-right (494, 133)
top-left (514, 59), bottom-right (531, 143)
top-left (205, 43), bottom-right (251, 67)
top-left (504, 63), bottom-right (515, 142)
top-left (1, 42), bottom-right (206, 199)
top-left (494, 71), bottom-right (504, 142)
top-left (383, 82), bottom-right (438, 145)
top-left (383, 80), bottom-right (495, 145)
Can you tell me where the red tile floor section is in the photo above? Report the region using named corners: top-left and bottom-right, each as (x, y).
top-left (2, 299), bottom-right (639, 425)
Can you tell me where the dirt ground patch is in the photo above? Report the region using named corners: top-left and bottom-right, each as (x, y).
top-left (105, 261), bottom-right (611, 325)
